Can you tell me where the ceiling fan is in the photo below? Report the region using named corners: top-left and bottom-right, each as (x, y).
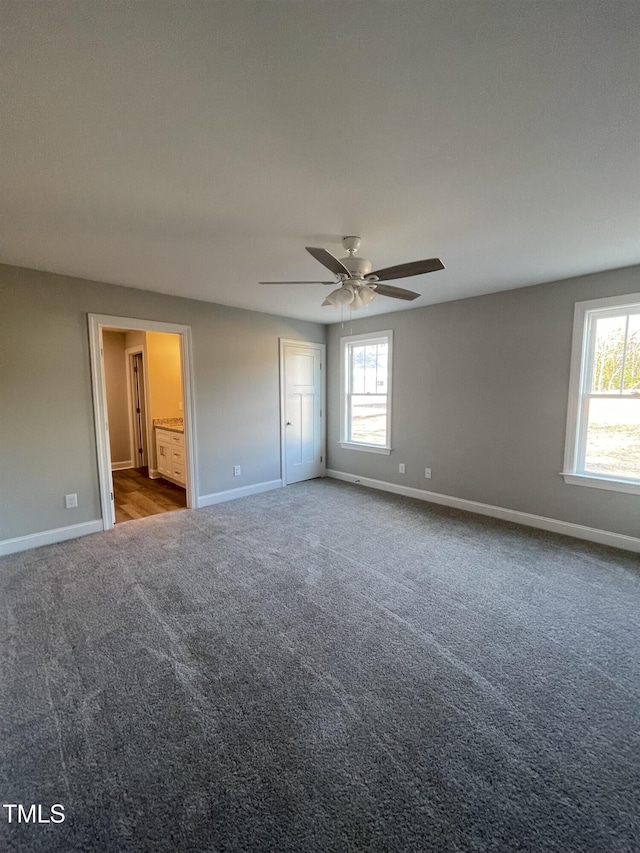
top-left (260, 237), bottom-right (444, 310)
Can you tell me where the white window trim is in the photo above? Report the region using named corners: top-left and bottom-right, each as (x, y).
top-left (340, 330), bottom-right (393, 454)
top-left (561, 292), bottom-right (640, 495)
top-left (339, 441), bottom-right (392, 455)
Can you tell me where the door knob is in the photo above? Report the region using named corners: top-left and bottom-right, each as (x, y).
top-left (286, 421), bottom-right (292, 426)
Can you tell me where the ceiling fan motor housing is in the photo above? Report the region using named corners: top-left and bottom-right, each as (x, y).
top-left (340, 255), bottom-right (372, 278)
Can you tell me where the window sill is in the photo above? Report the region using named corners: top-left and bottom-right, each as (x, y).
top-left (561, 472), bottom-right (640, 495)
top-left (340, 442), bottom-right (392, 456)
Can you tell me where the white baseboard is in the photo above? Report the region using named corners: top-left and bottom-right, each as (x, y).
top-left (0, 520), bottom-right (104, 557)
top-left (198, 479), bottom-right (282, 508)
top-left (326, 470), bottom-right (640, 554)
top-left (111, 460), bottom-right (133, 471)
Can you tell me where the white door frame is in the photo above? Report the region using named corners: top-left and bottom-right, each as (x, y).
top-left (88, 314), bottom-right (199, 530)
top-left (279, 339), bottom-right (326, 486)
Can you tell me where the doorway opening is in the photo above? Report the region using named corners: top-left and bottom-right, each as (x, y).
top-left (102, 328), bottom-right (188, 523)
top-left (89, 315), bottom-right (198, 530)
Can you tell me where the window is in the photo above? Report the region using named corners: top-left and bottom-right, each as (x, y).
top-left (340, 331), bottom-right (393, 454)
top-left (563, 294), bottom-right (640, 494)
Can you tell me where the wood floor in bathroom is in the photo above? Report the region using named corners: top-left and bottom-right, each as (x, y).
top-left (113, 467), bottom-right (187, 523)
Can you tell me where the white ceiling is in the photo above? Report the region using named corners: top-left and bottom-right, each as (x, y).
top-left (1, 1), bottom-right (639, 324)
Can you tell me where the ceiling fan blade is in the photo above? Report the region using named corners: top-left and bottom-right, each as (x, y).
top-left (373, 283), bottom-right (421, 301)
top-left (259, 280), bottom-right (335, 285)
top-left (305, 247), bottom-right (351, 277)
top-left (370, 258), bottom-right (444, 281)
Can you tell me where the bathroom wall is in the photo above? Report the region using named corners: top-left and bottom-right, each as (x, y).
top-left (102, 330), bottom-right (131, 466)
top-left (146, 331), bottom-right (183, 423)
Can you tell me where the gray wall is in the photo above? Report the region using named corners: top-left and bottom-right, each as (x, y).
top-left (327, 265), bottom-right (640, 539)
top-left (2, 260), bottom-right (638, 544)
top-left (0, 264), bottom-right (324, 540)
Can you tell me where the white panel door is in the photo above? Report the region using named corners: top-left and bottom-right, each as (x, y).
top-left (282, 341), bottom-right (324, 485)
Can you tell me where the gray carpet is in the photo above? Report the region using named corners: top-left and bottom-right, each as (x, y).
top-left (1, 479), bottom-right (639, 852)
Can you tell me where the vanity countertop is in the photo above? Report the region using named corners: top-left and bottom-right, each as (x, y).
top-left (153, 418), bottom-right (184, 434)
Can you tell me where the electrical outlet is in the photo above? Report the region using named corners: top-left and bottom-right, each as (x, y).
top-left (399, 463), bottom-right (405, 474)
top-left (65, 493), bottom-right (78, 509)
top-left (424, 468), bottom-right (432, 479)
top-left (233, 465), bottom-right (241, 476)
top-left (178, 402), bottom-right (183, 411)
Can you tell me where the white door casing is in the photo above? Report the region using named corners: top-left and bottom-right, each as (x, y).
top-left (88, 314), bottom-right (198, 530)
top-left (280, 340), bottom-right (325, 485)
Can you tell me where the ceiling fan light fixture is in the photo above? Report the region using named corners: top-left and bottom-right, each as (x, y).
top-left (337, 284), bottom-right (356, 305)
top-left (350, 290), bottom-right (364, 310)
top-left (322, 281), bottom-right (377, 309)
top-left (322, 288), bottom-right (344, 307)
top-left (358, 284), bottom-right (377, 306)
top-left (323, 284), bottom-right (354, 307)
